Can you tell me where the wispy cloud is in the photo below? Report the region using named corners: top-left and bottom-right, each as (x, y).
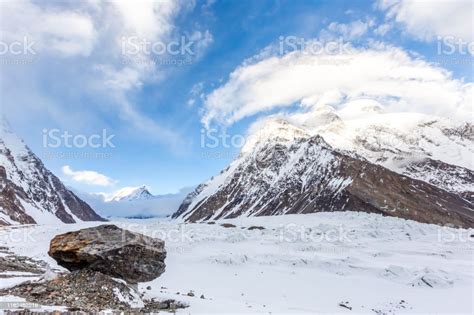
top-left (324, 19), bottom-right (374, 40)
top-left (0, 0), bottom-right (212, 148)
top-left (62, 165), bottom-right (117, 186)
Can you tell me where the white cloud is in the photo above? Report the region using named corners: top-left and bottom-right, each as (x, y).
top-left (112, 0), bottom-right (179, 39)
top-left (326, 20), bottom-right (372, 40)
top-left (0, 0), bottom-right (97, 56)
top-left (374, 23), bottom-right (392, 36)
top-left (201, 43), bottom-right (472, 127)
top-left (62, 165), bottom-right (117, 186)
top-left (187, 81), bottom-right (205, 107)
top-left (377, 0), bottom-right (473, 42)
top-left (188, 30), bottom-right (214, 56)
top-left (97, 0), bottom-right (184, 92)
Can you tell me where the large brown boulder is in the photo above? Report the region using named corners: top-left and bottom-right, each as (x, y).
top-left (48, 225), bottom-right (166, 283)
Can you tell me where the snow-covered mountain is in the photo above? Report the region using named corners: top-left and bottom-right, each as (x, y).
top-left (77, 186), bottom-right (195, 219)
top-left (298, 100), bottom-right (473, 199)
top-left (174, 102), bottom-right (474, 227)
top-left (106, 185), bottom-right (155, 202)
top-left (0, 120), bottom-right (105, 225)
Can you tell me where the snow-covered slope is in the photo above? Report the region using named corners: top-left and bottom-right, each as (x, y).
top-left (0, 119), bottom-right (105, 225)
top-left (174, 104), bottom-right (473, 226)
top-left (106, 185), bottom-right (155, 202)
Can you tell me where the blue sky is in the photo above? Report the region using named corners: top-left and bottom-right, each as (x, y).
top-left (1, 0), bottom-right (472, 196)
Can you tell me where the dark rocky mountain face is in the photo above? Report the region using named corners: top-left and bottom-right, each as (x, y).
top-left (0, 165), bottom-right (36, 224)
top-left (0, 122), bottom-right (105, 225)
top-left (174, 134), bottom-right (474, 228)
top-left (400, 158), bottom-right (474, 203)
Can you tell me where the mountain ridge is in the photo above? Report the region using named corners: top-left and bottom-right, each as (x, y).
top-left (0, 120), bottom-right (105, 225)
top-left (174, 110), bottom-right (474, 227)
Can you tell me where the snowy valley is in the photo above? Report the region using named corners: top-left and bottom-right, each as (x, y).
top-left (1, 212), bottom-right (473, 313)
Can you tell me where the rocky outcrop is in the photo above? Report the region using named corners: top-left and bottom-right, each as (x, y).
top-left (0, 269), bottom-right (186, 312)
top-left (174, 133), bottom-right (474, 228)
top-left (48, 225), bottom-right (166, 283)
top-left (0, 246), bottom-right (52, 277)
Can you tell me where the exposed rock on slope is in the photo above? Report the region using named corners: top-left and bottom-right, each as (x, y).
top-left (307, 103), bottom-right (474, 198)
top-left (174, 119), bottom-right (474, 228)
top-left (0, 120), bottom-right (105, 225)
top-left (401, 158), bottom-right (474, 203)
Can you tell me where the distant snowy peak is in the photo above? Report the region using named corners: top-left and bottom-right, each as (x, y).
top-left (107, 185), bottom-right (155, 202)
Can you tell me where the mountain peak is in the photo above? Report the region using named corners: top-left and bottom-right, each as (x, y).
top-left (107, 185), bottom-right (155, 202)
top-left (241, 118), bottom-right (309, 154)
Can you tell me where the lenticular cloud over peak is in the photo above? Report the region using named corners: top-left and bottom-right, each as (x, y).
top-left (202, 44), bottom-right (472, 128)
